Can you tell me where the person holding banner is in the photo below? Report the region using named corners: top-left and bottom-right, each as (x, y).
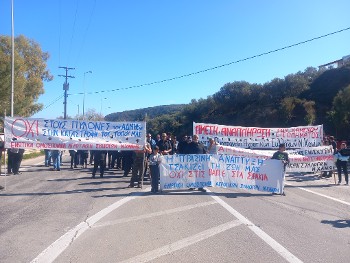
top-left (149, 146), bottom-right (161, 193)
top-left (335, 143), bottom-right (349, 185)
top-left (44, 149), bottom-right (52, 167)
top-left (187, 134), bottom-right (207, 192)
top-left (271, 143), bottom-right (289, 170)
top-left (92, 150), bottom-right (108, 178)
top-left (51, 149), bottom-right (61, 171)
top-left (157, 133), bottom-right (172, 155)
top-left (128, 143), bottom-right (151, 188)
top-left (207, 137), bottom-right (219, 154)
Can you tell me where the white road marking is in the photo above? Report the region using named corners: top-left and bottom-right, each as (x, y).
top-left (94, 200), bottom-right (217, 228)
top-left (119, 220), bottom-right (243, 263)
top-left (285, 183), bottom-right (350, 206)
top-left (30, 194), bottom-right (138, 263)
top-left (207, 189), bottom-right (303, 263)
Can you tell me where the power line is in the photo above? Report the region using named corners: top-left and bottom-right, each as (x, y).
top-left (43, 95), bottom-right (64, 110)
top-left (69, 26), bottom-right (350, 96)
top-left (74, 0), bottom-right (96, 66)
top-left (67, 0), bottom-right (80, 66)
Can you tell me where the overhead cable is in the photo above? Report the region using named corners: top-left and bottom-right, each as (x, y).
top-left (69, 26), bottom-right (350, 96)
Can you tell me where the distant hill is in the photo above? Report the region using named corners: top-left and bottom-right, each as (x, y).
top-left (104, 104), bottom-right (186, 121)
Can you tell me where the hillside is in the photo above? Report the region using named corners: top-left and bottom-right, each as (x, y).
top-left (104, 104), bottom-right (186, 122)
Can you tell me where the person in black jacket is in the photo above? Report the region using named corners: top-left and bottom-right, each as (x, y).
top-left (156, 133), bottom-right (172, 155)
top-left (186, 134), bottom-right (207, 155)
top-left (92, 150), bottom-right (107, 178)
top-left (271, 143), bottom-right (289, 171)
top-left (186, 134), bottom-right (207, 192)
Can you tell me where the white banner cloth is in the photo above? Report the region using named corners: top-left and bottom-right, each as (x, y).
top-left (160, 154), bottom-right (285, 194)
top-left (4, 117), bottom-right (146, 150)
top-left (194, 122), bottom-right (323, 149)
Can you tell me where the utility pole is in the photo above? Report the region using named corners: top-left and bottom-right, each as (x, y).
top-left (58, 66), bottom-right (75, 120)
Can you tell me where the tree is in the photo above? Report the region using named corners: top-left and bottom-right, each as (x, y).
top-left (74, 108), bottom-right (104, 121)
top-left (0, 35), bottom-right (53, 117)
top-left (327, 85), bottom-right (350, 139)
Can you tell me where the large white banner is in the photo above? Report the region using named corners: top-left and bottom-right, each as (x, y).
top-left (160, 154), bottom-right (285, 194)
top-left (4, 117), bottom-right (146, 150)
top-left (194, 122), bottom-right (323, 149)
top-left (217, 145), bottom-right (336, 173)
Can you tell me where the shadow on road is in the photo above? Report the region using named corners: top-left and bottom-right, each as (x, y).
top-left (0, 186), bottom-right (129, 197)
top-left (321, 219), bottom-right (350, 228)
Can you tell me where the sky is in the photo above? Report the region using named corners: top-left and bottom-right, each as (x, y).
top-left (0, 0), bottom-right (349, 120)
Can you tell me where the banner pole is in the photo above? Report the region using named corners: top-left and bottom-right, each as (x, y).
top-left (141, 151), bottom-right (145, 189)
top-left (3, 111), bottom-right (7, 191)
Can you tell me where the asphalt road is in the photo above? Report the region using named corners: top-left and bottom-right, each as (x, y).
top-left (0, 154), bottom-right (349, 263)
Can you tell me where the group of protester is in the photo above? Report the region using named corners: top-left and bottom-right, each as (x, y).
top-left (1, 132), bottom-right (349, 192)
top-left (318, 136), bottom-right (350, 185)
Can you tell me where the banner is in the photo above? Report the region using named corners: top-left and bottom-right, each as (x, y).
top-left (193, 122), bottom-right (323, 149)
top-left (159, 154), bottom-right (285, 194)
top-left (4, 117), bottom-right (146, 151)
top-left (217, 145), bottom-right (336, 173)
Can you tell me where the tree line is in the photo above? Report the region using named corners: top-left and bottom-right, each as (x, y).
top-left (106, 64), bottom-right (350, 140)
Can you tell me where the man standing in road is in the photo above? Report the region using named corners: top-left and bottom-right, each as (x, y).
top-left (271, 143), bottom-right (289, 170)
top-left (186, 134), bottom-right (207, 192)
top-left (92, 150), bottom-right (107, 178)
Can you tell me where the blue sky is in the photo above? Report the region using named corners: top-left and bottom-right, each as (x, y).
top-left (0, 0), bottom-right (349, 119)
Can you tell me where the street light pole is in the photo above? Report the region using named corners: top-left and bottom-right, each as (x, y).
top-left (82, 70), bottom-right (92, 120)
top-left (10, 0), bottom-right (14, 117)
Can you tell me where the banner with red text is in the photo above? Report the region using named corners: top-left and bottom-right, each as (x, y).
top-left (4, 117), bottom-right (146, 151)
top-left (159, 154), bottom-right (285, 194)
top-left (217, 145), bottom-right (336, 173)
top-left (193, 122), bottom-right (323, 149)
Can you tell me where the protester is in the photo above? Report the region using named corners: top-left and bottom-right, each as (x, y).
top-left (7, 148), bottom-right (16, 174)
top-left (329, 136), bottom-right (337, 154)
top-left (146, 133), bottom-right (157, 151)
top-left (92, 150), bottom-right (107, 178)
top-left (144, 133), bottom-right (156, 180)
top-left (171, 134), bottom-right (178, 154)
top-left (207, 137), bottom-right (219, 154)
top-left (122, 151), bottom-right (133, 177)
top-left (109, 150), bottom-right (118, 169)
top-left (177, 135), bottom-right (188, 154)
top-left (335, 142), bottom-right (349, 185)
top-left (69, 149), bottom-right (77, 169)
top-left (7, 146), bottom-right (24, 175)
top-left (44, 149), bottom-right (52, 167)
top-left (271, 143), bottom-right (289, 170)
top-left (157, 133), bottom-right (172, 155)
top-left (166, 132), bottom-right (175, 155)
top-left (115, 151), bottom-right (122, 169)
top-left (51, 149), bottom-right (61, 171)
top-left (128, 143), bottom-right (151, 188)
top-left (149, 146), bottom-right (161, 193)
top-left (321, 139), bottom-right (333, 178)
top-left (186, 134), bottom-right (207, 192)
top-left (81, 150), bottom-right (89, 168)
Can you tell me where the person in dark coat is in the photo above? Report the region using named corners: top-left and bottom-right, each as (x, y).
top-left (122, 151), bottom-right (133, 177)
top-left (186, 134), bottom-right (207, 192)
top-left (92, 150), bottom-right (107, 178)
top-left (156, 133), bottom-right (172, 155)
top-left (271, 143), bottom-right (289, 171)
